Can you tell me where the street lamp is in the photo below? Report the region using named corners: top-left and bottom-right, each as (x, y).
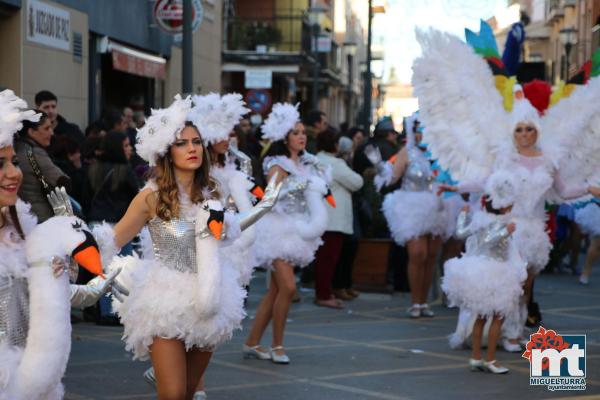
top-left (308, 7), bottom-right (327, 110)
top-left (559, 27), bottom-right (577, 80)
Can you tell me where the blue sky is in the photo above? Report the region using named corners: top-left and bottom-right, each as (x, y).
top-left (373, 0), bottom-right (508, 83)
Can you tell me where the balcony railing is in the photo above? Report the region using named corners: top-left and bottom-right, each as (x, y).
top-left (224, 15), bottom-right (311, 53)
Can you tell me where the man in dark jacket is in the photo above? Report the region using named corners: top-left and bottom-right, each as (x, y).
top-left (35, 90), bottom-right (85, 147)
top-left (353, 117), bottom-right (400, 176)
top-left (304, 110), bottom-right (328, 154)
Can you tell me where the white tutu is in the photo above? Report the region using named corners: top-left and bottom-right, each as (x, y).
top-left (575, 203), bottom-right (600, 237)
top-left (382, 190), bottom-right (445, 245)
top-left (110, 257), bottom-right (246, 360)
top-left (513, 217), bottom-right (552, 274)
top-left (252, 211), bottom-right (323, 268)
top-left (442, 252), bottom-right (526, 319)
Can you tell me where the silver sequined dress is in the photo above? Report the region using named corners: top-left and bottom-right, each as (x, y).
top-left (113, 185), bottom-right (246, 361)
top-left (252, 154), bottom-right (329, 268)
top-left (382, 146), bottom-right (445, 245)
top-left (441, 210), bottom-right (527, 318)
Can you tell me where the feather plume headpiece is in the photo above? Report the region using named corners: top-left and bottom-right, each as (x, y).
top-left (261, 103), bottom-right (300, 142)
top-left (0, 89), bottom-right (40, 148)
top-left (188, 92), bottom-right (250, 145)
top-left (136, 94), bottom-right (192, 166)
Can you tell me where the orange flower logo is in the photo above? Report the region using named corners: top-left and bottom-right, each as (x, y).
top-left (522, 326), bottom-right (570, 371)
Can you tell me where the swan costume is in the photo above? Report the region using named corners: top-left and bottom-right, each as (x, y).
top-left (380, 116), bottom-right (445, 245)
top-left (252, 103), bottom-right (331, 268)
top-left (412, 23), bottom-right (600, 341)
top-left (442, 209), bottom-right (527, 319)
top-left (188, 93), bottom-right (258, 286)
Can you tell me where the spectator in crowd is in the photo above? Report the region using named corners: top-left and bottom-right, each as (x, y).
top-left (353, 117), bottom-right (399, 176)
top-left (82, 121), bottom-right (106, 164)
top-left (15, 111), bottom-right (70, 222)
top-left (103, 108), bottom-right (128, 135)
top-left (304, 110), bottom-right (328, 154)
top-left (34, 90), bottom-right (85, 147)
top-left (314, 129), bottom-right (364, 308)
top-left (346, 126), bottom-right (366, 155)
top-left (83, 131), bottom-right (139, 253)
top-left (123, 106), bottom-right (138, 150)
top-left (52, 136), bottom-right (85, 205)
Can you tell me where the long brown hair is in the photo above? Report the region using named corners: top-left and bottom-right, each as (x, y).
top-left (0, 206), bottom-right (25, 240)
top-left (153, 122), bottom-right (219, 221)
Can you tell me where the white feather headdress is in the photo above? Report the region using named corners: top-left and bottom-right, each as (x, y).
top-left (0, 89), bottom-right (40, 148)
top-left (188, 92), bottom-right (249, 145)
top-left (261, 103), bottom-right (300, 142)
top-left (510, 85), bottom-right (541, 132)
top-left (136, 94), bottom-right (192, 166)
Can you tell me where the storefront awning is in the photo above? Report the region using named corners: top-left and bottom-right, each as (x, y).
top-left (109, 41), bottom-right (166, 80)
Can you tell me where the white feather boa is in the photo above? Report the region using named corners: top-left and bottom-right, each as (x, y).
top-left (1, 201), bottom-right (69, 399)
top-left (211, 164), bottom-right (257, 286)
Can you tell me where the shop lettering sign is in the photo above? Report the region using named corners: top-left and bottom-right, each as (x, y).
top-left (27, 0), bottom-right (71, 51)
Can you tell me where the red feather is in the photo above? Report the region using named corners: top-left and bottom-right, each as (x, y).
top-left (523, 80), bottom-right (552, 115)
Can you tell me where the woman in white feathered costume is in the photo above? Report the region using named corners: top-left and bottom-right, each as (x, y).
top-left (188, 93), bottom-right (260, 287)
top-left (412, 28), bottom-right (600, 350)
top-left (366, 113), bottom-right (445, 318)
top-left (106, 95), bottom-right (278, 400)
top-left (0, 90), bottom-right (112, 400)
top-left (244, 103), bottom-right (333, 364)
top-left (442, 176), bottom-right (527, 374)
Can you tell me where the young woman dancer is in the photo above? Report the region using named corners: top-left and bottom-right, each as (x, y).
top-left (442, 175), bottom-right (527, 374)
top-left (107, 95), bottom-right (278, 400)
top-left (368, 115), bottom-right (445, 318)
top-left (0, 90), bottom-right (110, 399)
top-left (244, 103), bottom-right (332, 364)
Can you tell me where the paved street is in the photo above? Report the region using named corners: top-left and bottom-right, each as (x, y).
top-left (65, 264), bottom-right (600, 400)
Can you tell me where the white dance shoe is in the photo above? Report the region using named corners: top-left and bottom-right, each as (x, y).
top-left (270, 346), bottom-right (290, 364)
top-left (484, 360), bottom-right (509, 374)
top-left (193, 390), bottom-right (208, 400)
top-left (143, 367), bottom-right (156, 387)
top-left (419, 304), bottom-right (435, 318)
top-left (243, 344), bottom-right (272, 360)
top-left (502, 339), bottom-right (522, 353)
top-left (469, 358), bottom-right (484, 371)
top-left (407, 304), bottom-right (421, 318)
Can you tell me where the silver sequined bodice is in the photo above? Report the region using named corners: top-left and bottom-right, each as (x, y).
top-left (401, 147), bottom-right (434, 192)
top-left (278, 175), bottom-right (308, 214)
top-left (0, 276), bottom-right (29, 348)
top-left (456, 212), bottom-right (511, 262)
top-left (147, 217), bottom-right (197, 273)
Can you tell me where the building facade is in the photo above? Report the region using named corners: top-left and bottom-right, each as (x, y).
top-left (0, 0), bottom-right (223, 129)
top-left (221, 0), bottom-right (369, 128)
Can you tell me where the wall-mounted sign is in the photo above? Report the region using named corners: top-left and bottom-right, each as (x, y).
top-left (245, 69), bottom-right (272, 89)
top-left (153, 0), bottom-right (203, 35)
top-left (245, 89), bottom-right (272, 114)
top-left (27, 0), bottom-right (71, 51)
top-left (312, 34), bottom-right (331, 53)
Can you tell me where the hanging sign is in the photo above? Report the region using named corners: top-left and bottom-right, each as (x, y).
top-left (153, 0), bottom-right (203, 35)
top-left (245, 89), bottom-right (272, 114)
top-left (245, 69), bottom-right (273, 89)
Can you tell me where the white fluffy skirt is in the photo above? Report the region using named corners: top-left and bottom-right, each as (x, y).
top-left (111, 259), bottom-right (246, 361)
top-left (513, 217), bottom-right (551, 274)
top-left (252, 212), bottom-right (323, 268)
top-left (442, 255), bottom-right (526, 318)
top-left (575, 203), bottom-right (600, 237)
top-left (382, 190), bottom-right (445, 245)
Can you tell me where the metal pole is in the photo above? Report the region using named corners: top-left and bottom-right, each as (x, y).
top-left (311, 24), bottom-right (320, 110)
top-left (565, 43), bottom-right (572, 81)
top-left (362, 0), bottom-right (373, 131)
top-left (182, 0), bottom-right (193, 94)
